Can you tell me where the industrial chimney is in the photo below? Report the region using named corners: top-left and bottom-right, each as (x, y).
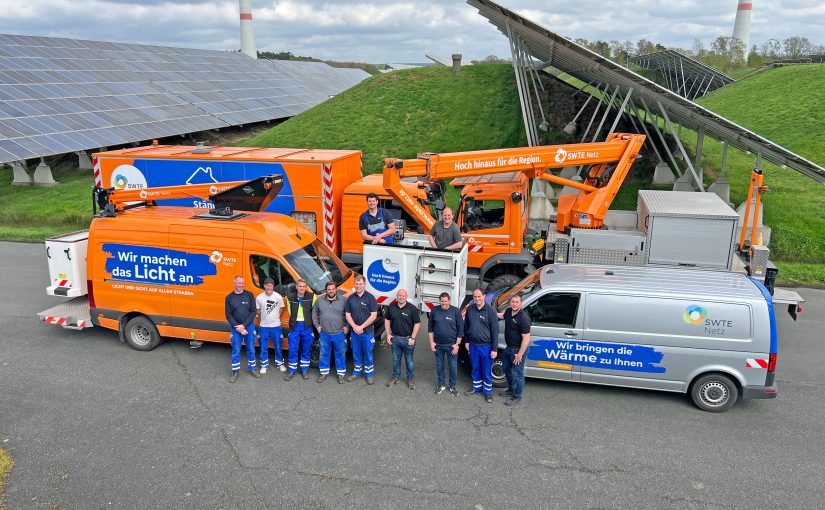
top-left (731, 0), bottom-right (752, 60)
top-left (239, 0), bottom-right (257, 59)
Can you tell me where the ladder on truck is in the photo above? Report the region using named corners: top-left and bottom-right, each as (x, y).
top-left (414, 245), bottom-right (468, 312)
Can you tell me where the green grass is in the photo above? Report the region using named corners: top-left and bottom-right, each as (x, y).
top-left (244, 64), bottom-right (527, 174)
top-left (0, 448), bottom-right (12, 510)
top-left (0, 165), bottom-right (93, 242)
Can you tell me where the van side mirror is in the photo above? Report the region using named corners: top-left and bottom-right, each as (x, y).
top-left (511, 192), bottom-right (523, 204)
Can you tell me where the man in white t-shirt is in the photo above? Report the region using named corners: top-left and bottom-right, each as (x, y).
top-left (256, 278), bottom-right (287, 374)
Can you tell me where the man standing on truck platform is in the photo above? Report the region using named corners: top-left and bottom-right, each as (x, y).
top-left (496, 294), bottom-right (532, 406)
top-left (256, 278), bottom-right (287, 375)
top-left (429, 292), bottom-right (463, 397)
top-left (428, 207), bottom-right (463, 250)
top-left (225, 275), bottom-right (261, 383)
top-left (284, 279), bottom-right (317, 381)
top-left (345, 275), bottom-right (379, 384)
top-left (360, 193), bottom-right (396, 245)
top-left (313, 281), bottom-right (349, 384)
top-left (463, 287), bottom-right (498, 403)
top-left (385, 289), bottom-right (421, 390)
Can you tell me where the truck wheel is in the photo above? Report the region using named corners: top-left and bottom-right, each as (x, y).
top-left (690, 373), bottom-right (739, 412)
top-left (492, 358), bottom-right (507, 388)
top-left (309, 339), bottom-right (320, 369)
top-left (124, 316), bottom-right (162, 351)
top-left (485, 274), bottom-right (522, 293)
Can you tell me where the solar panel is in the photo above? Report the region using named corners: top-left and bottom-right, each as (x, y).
top-left (0, 34), bottom-right (370, 164)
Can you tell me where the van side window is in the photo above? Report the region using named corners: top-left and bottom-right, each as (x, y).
top-left (462, 198), bottom-right (506, 231)
top-left (526, 293), bottom-right (580, 328)
top-left (250, 255), bottom-right (295, 296)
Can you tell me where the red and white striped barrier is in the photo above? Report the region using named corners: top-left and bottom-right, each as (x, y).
top-left (44, 316), bottom-right (87, 329)
top-left (469, 244), bottom-right (483, 253)
top-left (321, 163), bottom-right (335, 251)
top-left (745, 358), bottom-right (768, 368)
top-left (93, 156), bottom-right (102, 188)
top-left (54, 279), bottom-right (72, 288)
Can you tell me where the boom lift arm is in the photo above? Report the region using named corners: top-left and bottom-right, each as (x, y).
top-left (93, 175), bottom-right (285, 216)
top-left (382, 132), bottom-right (646, 232)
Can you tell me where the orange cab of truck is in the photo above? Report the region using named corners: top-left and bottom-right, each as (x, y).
top-left (87, 206), bottom-right (354, 350)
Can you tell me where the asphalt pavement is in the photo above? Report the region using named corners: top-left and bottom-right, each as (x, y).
top-left (1, 240), bottom-right (824, 509)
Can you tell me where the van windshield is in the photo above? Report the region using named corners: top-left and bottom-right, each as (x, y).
top-left (284, 239), bottom-right (352, 294)
top-left (495, 271), bottom-right (541, 312)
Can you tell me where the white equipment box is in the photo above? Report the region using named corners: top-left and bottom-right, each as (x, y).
top-left (45, 230), bottom-right (89, 297)
top-left (363, 243), bottom-right (468, 312)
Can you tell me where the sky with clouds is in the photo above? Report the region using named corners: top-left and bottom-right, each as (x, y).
top-left (1, 1), bottom-right (821, 63)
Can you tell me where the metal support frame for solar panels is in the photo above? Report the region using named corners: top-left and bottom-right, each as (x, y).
top-left (507, 24), bottom-right (541, 146)
top-left (637, 97), bottom-right (682, 178)
top-left (656, 100), bottom-right (704, 191)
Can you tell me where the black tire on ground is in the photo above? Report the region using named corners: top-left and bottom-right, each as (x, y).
top-left (123, 315), bottom-right (162, 351)
top-left (484, 274), bottom-right (522, 293)
top-left (491, 358), bottom-right (507, 388)
top-left (690, 373), bottom-right (739, 412)
top-left (309, 338), bottom-right (320, 368)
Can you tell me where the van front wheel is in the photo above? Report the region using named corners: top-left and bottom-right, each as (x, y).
top-left (124, 316), bottom-right (162, 351)
top-left (690, 374), bottom-right (739, 412)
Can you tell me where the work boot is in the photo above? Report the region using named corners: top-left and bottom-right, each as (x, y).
top-left (366, 376), bottom-right (375, 385)
top-left (317, 374), bottom-right (328, 383)
top-left (464, 389), bottom-right (479, 396)
top-left (260, 367), bottom-right (267, 375)
top-left (338, 375), bottom-right (345, 384)
top-left (485, 394), bottom-right (493, 404)
top-left (434, 385), bottom-right (446, 395)
top-left (407, 379), bottom-right (416, 390)
top-left (386, 378), bottom-right (399, 387)
top-left (229, 371), bottom-right (239, 383)
top-left (278, 365), bottom-right (287, 373)
top-left (504, 397), bottom-right (522, 406)
top-left (499, 390), bottom-right (513, 398)
top-left (301, 371), bottom-right (309, 380)
top-left (284, 372), bottom-right (295, 381)
top-left (346, 374), bottom-right (356, 382)
top-left (249, 370), bottom-right (261, 379)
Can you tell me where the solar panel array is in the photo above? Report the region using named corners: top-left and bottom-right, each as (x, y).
top-left (0, 34), bottom-right (371, 164)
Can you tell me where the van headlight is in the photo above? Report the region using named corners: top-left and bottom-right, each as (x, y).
top-left (291, 211), bottom-right (317, 233)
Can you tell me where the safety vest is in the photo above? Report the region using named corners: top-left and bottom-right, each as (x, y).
top-left (286, 291), bottom-right (317, 329)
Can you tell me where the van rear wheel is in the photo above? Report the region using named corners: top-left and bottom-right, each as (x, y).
top-left (690, 374), bottom-right (739, 412)
top-left (492, 358), bottom-right (507, 388)
top-left (124, 316), bottom-right (162, 351)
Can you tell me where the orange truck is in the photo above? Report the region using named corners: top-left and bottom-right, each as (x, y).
top-left (38, 176), bottom-right (357, 351)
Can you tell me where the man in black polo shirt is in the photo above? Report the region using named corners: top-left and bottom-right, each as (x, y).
top-left (384, 289), bottom-right (421, 389)
top-left (497, 293), bottom-right (532, 406)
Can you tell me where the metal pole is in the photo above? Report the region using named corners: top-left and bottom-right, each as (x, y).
top-left (657, 100), bottom-right (705, 191)
top-left (694, 126), bottom-right (705, 185)
top-left (591, 85), bottom-right (619, 142)
top-left (579, 84), bottom-right (604, 143)
top-left (570, 84), bottom-right (599, 123)
top-left (507, 24), bottom-right (536, 147)
top-left (639, 97), bottom-right (682, 177)
top-left (606, 88), bottom-right (633, 137)
top-left (629, 99), bottom-right (665, 165)
top-left (720, 141), bottom-right (728, 177)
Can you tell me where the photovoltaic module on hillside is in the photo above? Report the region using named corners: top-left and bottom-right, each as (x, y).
top-left (0, 34), bottom-right (370, 164)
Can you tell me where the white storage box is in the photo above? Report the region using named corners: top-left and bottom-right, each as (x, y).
top-left (45, 230), bottom-right (89, 297)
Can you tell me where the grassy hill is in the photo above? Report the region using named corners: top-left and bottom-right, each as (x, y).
top-left (244, 65), bottom-right (527, 173)
top-left (687, 64), bottom-right (825, 285)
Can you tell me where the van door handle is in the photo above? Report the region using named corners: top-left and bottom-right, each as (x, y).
top-left (563, 330), bottom-right (577, 337)
top-left (495, 242), bottom-right (507, 245)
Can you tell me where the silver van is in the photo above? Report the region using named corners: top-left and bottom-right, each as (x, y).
top-left (490, 264), bottom-right (780, 412)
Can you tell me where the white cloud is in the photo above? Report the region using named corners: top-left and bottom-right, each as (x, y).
top-left (0, 0), bottom-right (820, 62)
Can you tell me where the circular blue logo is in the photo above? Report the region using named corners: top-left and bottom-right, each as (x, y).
top-left (366, 258), bottom-right (400, 292)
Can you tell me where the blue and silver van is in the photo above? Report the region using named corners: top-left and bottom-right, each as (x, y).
top-left (492, 264), bottom-right (783, 412)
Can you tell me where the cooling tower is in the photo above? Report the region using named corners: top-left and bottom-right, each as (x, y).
top-left (731, 0), bottom-right (752, 57)
top-left (240, 0), bottom-right (257, 59)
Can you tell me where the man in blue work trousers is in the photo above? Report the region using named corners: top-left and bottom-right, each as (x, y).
top-left (313, 281), bottom-right (349, 384)
top-left (359, 193), bottom-right (396, 245)
top-left (497, 293), bottom-right (532, 406)
top-left (284, 279), bottom-right (317, 381)
top-left (256, 277), bottom-right (286, 375)
top-left (463, 287), bottom-right (498, 403)
top-left (345, 275), bottom-right (379, 384)
top-left (225, 275), bottom-right (260, 383)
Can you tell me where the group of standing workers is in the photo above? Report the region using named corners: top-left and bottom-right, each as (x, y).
top-left (221, 193), bottom-right (533, 406)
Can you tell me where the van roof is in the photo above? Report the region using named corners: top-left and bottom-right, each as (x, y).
top-left (93, 206), bottom-right (315, 252)
top-left (539, 264), bottom-right (764, 301)
top-left (93, 145), bottom-right (361, 163)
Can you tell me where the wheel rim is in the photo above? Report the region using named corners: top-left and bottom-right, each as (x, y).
top-left (492, 360), bottom-right (505, 382)
top-left (130, 324), bottom-right (152, 347)
top-left (699, 381), bottom-right (729, 407)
